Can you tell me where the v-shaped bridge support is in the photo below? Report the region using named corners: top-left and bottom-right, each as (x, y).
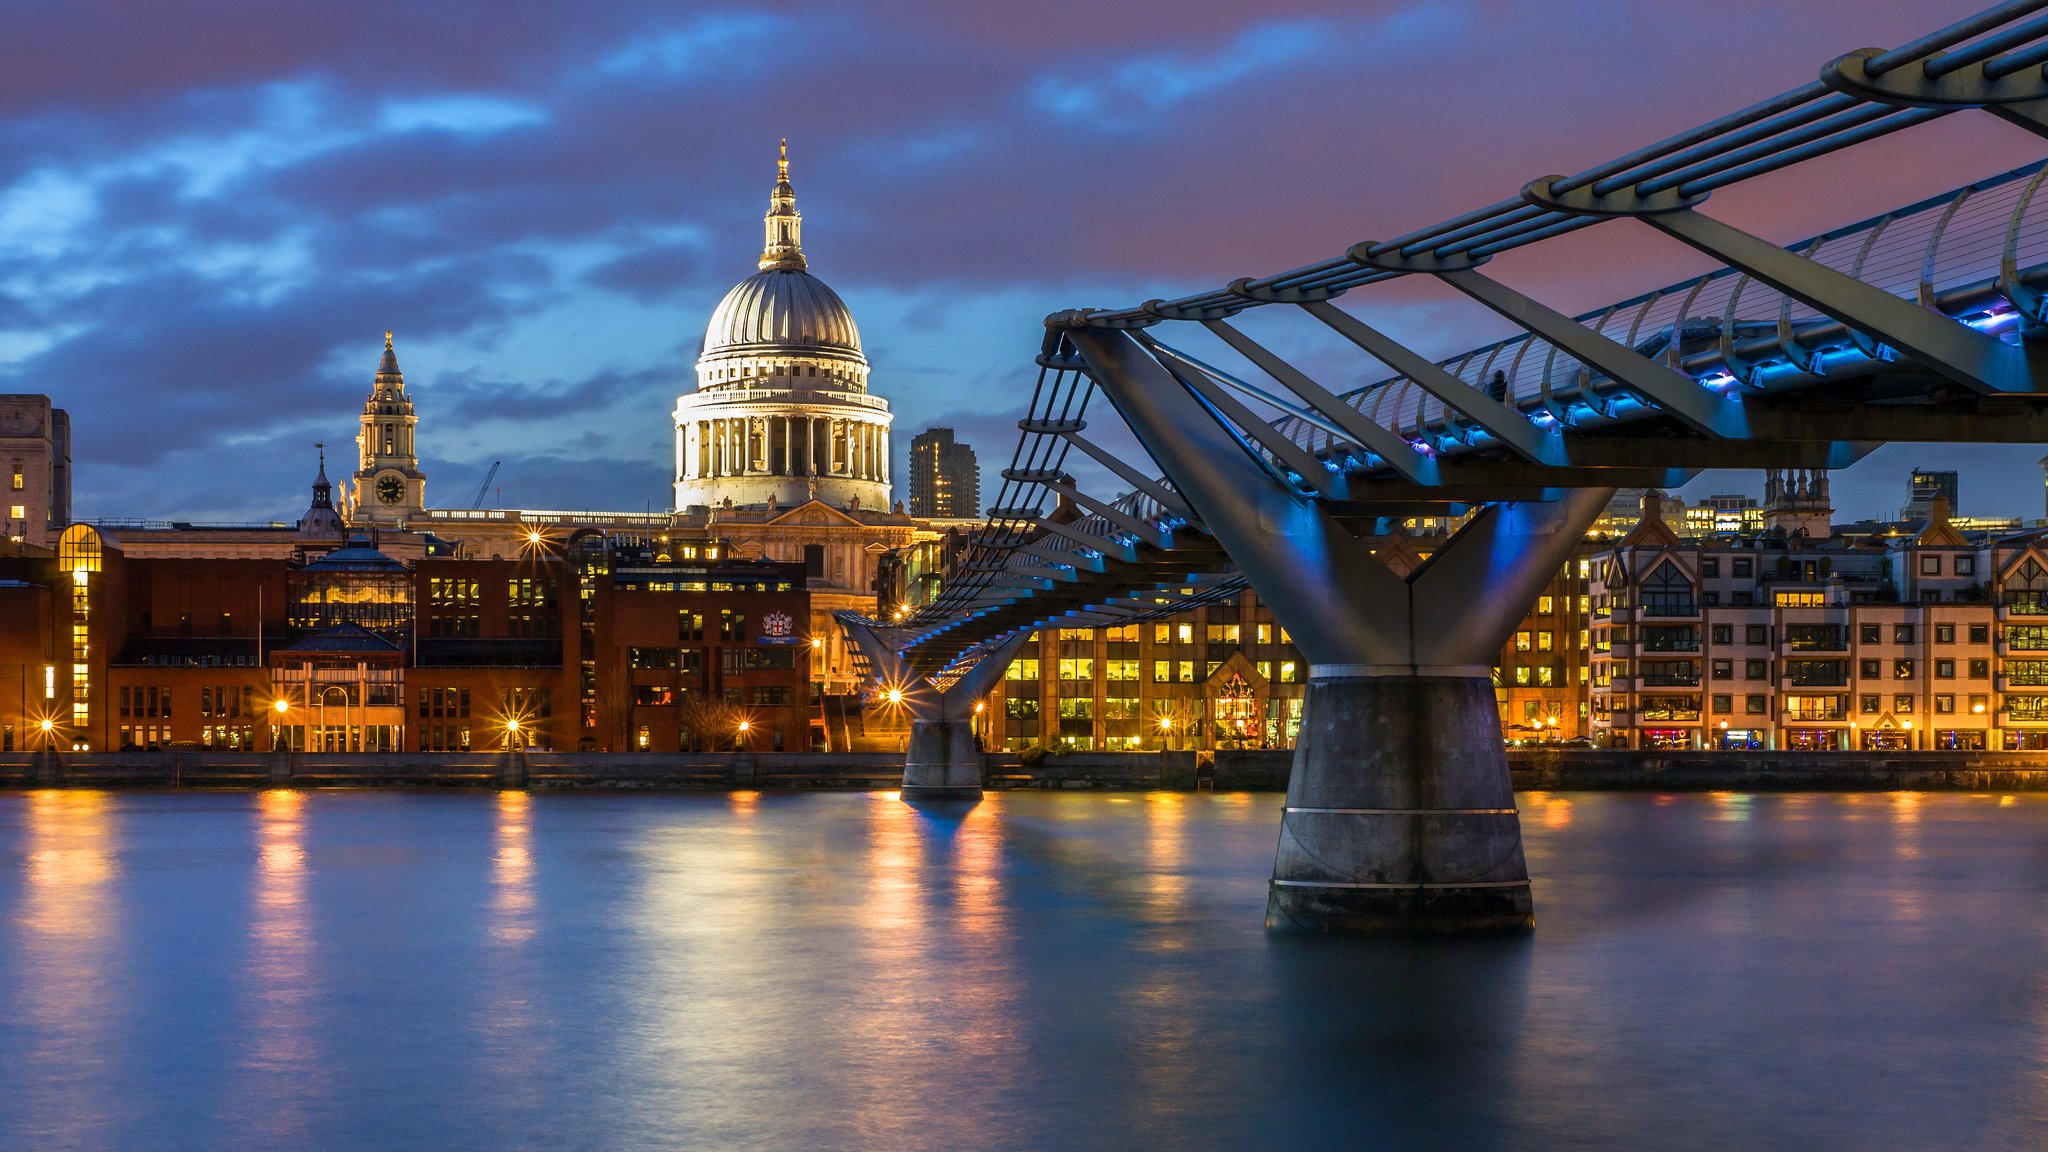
top-left (1069, 326), bottom-right (1611, 933)
top-left (843, 618), bottom-right (1031, 800)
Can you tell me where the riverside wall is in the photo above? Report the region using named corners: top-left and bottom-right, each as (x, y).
top-left (1, 748), bottom-right (2047, 791)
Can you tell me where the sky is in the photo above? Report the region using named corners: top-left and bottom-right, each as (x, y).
top-left (1, 0), bottom-right (2043, 525)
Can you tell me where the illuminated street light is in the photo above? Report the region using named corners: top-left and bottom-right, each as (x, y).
top-left (38, 718), bottom-right (53, 733)
top-left (274, 698), bottom-right (290, 714)
top-left (1158, 716), bottom-right (1174, 731)
top-left (1974, 703), bottom-right (1987, 714)
top-left (885, 687), bottom-right (903, 705)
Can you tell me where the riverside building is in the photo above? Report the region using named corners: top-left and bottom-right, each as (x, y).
top-left (0, 510), bottom-right (814, 754)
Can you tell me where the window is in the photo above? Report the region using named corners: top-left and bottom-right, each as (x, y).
top-left (8, 464), bottom-right (19, 490)
top-left (1860, 624), bottom-right (1881, 644)
top-left (1746, 695), bottom-right (1767, 715)
top-left (1711, 694), bottom-right (1732, 713)
top-left (7, 505), bottom-right (21, 520)
top-left (1894, 694), bottom-right (1914, 714)
top-left (1640, 562), bottom-right (1696, 616)
top-left (1702, 559), bottom-right (1720, 577)
top-left (1711, 625), bottom-right (1733, 644)
top-left (2010, 624), bottom-right (2048, 651)
top-left (1177, 624), bottom-right (1193, 644)
top-left (1745, 659), bottom-right (1768, 680)
top-left (1860, 694), bottom-right (1881, 714)
top-left (1935, 659), bottom-right (1955, 679)
top-left (1956, 556), bottom-right (1976, 576)
top-left (1536, 666), bottom-right (1554, 687)
top-left (1935, 624), bottom-right (1954, 644)
top-left (1733, 559), bottom-right (1753, 578)
top-left (1206, 624), bottom-right (1240, 644)
top-left (1152, 661), bottom-right (1170, 683)
top-left (1515, 666), bottom-right (1532, 686)
top-left (1747, 625), bottom-right (1769, 645)
top-left (1775, 591), bottom-right (1824, 608)
top-left (1279, 661), bottom-right (1298, 683)
top-left (1057, 658), bottom-right (1093, 681)
top-left (1969, 659), bottom-right (1990, 679)
top-left (1256, 624), bottom-right (1272, 644)
top-left (1537, 632), bottom-right (1554, 652)
top-left (1711, 659), bottom-right (1732, 679)
top-left (1922, 555), bottom-right (1942, 575)
top-left (1934, 694), bottom-right (1955, 714)
top-left (1784, 695), bottom-right (1845, 721)
top-left (1006, 658), bottom-right (1039, 680)
top-left (1860, 659), bottom-right (1881, 678)
top-left (1970, 624), bottom-right (1990, 644)
top-left (1538, 596), bottom-right (1555, 615)
top-left (1894, 624), bottom-right (1916, 644)
top-left (1515, 631), bottom-right (1532, 652)
top-left (1153, 624), bottom-right (1171, 644)
top-left (1177, 660), bottom-right (1194, 682)
top-left (1894, 659), bottom-right (1915, 679)
top-left (1969, 694), bottom-right (1990, 714)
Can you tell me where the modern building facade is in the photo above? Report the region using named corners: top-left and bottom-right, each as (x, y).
top-left (907, 428), bottom-right (978, 519)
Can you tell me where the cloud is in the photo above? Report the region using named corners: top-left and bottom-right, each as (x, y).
top-left (0, 0), bottom-right (2034, 529)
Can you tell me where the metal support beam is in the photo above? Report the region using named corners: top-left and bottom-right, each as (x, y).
top-left (1345, 243), bottom-right (1747, 436)
top-left (1069, 327), bottom-right (1408, 666)
top-left (1291, 299), bottom-right (1561, 463)
top-left (1521, 175), bottom-right (2031, 393)
top-left (1041, 478), bottom-right (1171, 548)
top-left (1055, 431), bottom-right (1198, 521)
top-left (1144, 343), bottom-right (1350, 499)
top-left (1196, 317), bottom-right (1441, 483)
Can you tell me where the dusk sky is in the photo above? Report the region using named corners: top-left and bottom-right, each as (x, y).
top-left (3, 0), bottom-right (2042, 524)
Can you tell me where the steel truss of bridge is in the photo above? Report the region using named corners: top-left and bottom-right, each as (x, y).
top-left (846, 1), bottom-right (2048, 933)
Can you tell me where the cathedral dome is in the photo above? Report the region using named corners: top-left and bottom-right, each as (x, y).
top-left (701, 267), bottom-right (863, 361)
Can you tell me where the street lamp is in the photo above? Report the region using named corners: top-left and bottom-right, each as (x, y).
top-left (885, 687), bottom-right (903, 705)
top-left (735, 718), bottom-right (751, 751)
top-left (270, 696), bottom-right (291, 752)
top-left (505, 717), bottom-right (523, 751)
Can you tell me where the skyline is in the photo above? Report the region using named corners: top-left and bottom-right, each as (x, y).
top-left (2, 0), bottom-right (2044, 524)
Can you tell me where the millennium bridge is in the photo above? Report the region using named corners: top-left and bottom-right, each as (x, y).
top-left (844, 1), bottom-right (2048, 933)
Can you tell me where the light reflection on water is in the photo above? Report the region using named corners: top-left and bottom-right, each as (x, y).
top-left (0, 789), bottom-right (2043, 1151)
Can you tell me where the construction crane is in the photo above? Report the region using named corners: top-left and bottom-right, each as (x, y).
top-left (469, 461), bottom-right (500, 510)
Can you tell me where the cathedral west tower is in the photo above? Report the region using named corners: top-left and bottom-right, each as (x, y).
top-left (353, 331), bottom-right (426, 524)
top-left (673, 142), bottom-right (893, 512)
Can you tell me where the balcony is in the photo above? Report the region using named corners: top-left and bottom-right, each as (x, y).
top-left (2000, 595), bottom-right (2048, 619)
top-left (1637, 599), bottom-right (1700, 620)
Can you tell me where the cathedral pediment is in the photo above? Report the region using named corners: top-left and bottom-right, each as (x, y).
top-left (766, 499), bottom-right (867, 528)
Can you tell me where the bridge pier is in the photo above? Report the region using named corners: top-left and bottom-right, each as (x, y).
top-left (903, 718), bottom-right (983, 799)
top-left (1270, 671), bottom-right (1531, 933)
top-left (843, 619), bottom-right (1028, 801)
top-left (1069, 326), bottom-right (1610, 933)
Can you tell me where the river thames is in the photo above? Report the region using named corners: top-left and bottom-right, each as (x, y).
top-left (0, 789), bottom-right (2043, 1150)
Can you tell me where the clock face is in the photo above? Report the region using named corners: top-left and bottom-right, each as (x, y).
top-left (376, 475), bottom-right (406, 504)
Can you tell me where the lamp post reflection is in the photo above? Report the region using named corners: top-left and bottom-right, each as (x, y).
top-left (18, 791), bottom-right (118, 1145)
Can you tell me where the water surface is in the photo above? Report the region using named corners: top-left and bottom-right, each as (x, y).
top-left (0, 789), bottom-right (2043, 1151)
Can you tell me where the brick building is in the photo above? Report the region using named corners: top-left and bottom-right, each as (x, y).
top-left (0, 523), bottom-right (810, 753)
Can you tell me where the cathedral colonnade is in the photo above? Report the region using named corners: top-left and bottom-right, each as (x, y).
top-left (677, 412), bottom-right (891, 485)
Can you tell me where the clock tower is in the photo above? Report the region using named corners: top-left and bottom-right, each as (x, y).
top-left (352, 331), bottom-right (426, 524)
